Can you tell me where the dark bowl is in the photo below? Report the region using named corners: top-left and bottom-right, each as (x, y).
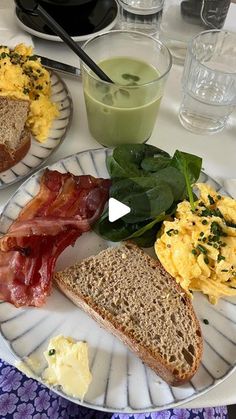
top-left (16, 0), bottom-right (118, 37)
top-left (40, 0), bottom-right (93, 5)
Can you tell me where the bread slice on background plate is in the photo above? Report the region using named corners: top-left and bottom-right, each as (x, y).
top-left (0, 96), bottom-right (30, 172)
top-left (54, 242), bottom-right (203, 386)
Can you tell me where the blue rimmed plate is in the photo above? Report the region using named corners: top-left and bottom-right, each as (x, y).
top-left (0, 71), bottom-right (73, 190)
top-left (0, 148), bottom-right (235, 413)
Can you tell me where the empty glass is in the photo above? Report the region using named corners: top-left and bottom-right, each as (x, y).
top-left (179, 30), bottom-right (236, 135)
top-left (117, 0), bottom-right (163, 35)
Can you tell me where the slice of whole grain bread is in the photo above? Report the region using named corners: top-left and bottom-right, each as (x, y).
top-left (54, 242), bottom-right (203, 386)
top-left (0, 96), bottom-right (30, 172)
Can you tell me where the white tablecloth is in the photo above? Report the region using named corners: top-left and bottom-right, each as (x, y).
top-left (0, 0), bottom-right (236, 410)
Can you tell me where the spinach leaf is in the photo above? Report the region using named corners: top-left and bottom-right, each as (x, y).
top-left (107, 155), bottom-right (141, 179)
top-left (110, 177), bottom-right (174, 223)
top-left (152, 166), bottom-right (186, 201)
top-left (171, 150), bottom-right (202, 210)
top-left (131, 227), bottom-right (158, 247)
top-left (107, 144), bottom-right (170, 179)
top-left (128, 213), bottom-right (166, 238)
top-left (141, 155), bottom-right (171, 172)
top-left (94, 213), bottom-right (134, 241)
top-left (96, 144), bottom-right (202, 247)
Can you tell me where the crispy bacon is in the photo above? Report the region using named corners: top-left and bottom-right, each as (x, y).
top-left (0, 169), bottom-right (110, 307)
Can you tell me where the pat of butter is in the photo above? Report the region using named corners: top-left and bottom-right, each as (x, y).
top-left (43, 335), bottom-right (92, 399)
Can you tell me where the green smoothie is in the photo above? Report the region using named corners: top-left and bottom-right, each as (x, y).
top-left (83, 56), bottom-right (162, 147)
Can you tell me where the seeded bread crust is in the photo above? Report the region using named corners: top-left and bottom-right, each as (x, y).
top-left (54, 242), bottom-right (203, 386)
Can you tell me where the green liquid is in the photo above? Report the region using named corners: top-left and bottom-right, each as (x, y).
top-left (83, 57), bottom-right (162, 147)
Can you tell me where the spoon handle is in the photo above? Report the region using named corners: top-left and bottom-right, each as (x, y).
top-left (37, 4), bottom-right (113, 83)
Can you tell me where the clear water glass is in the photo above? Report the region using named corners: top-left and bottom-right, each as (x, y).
top-left (118, 0), bottom-right (164, 35)
top-left (179, 30), bottom-right (236, 135)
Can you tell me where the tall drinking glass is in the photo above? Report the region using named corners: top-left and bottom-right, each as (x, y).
top-left (179, 30), bottom-right (236, 134)
top-left (81, 30), bottom-right (172, 147)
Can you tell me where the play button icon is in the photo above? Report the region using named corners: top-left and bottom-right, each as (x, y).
top-left (108, 198), bottom-right (131, 223)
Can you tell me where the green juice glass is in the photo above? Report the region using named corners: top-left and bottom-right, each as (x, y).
top-left (81, 30), bottom-right (172, 147)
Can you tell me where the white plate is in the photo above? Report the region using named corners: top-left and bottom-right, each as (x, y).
top-left (0, 148), bottom-right (236, 413)
top-left (0, 71), bottom-right (73, 190)
top-left (15, 9), bottom-right (118, 43)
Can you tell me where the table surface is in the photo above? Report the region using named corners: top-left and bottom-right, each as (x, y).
top-left (1, 0), bottom-right (236, 411)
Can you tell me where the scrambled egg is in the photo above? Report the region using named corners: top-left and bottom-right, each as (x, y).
top-left (155, 184), bottom-right (236, 304)
top-left (43, 335), bottom-right (92, 399)
top-left (0, 44), bottom-right (59, 142)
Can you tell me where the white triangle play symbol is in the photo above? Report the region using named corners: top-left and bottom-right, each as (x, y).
top-left (108, 198), bottom-right (131, 223)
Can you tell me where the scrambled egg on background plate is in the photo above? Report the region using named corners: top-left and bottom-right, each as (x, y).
top-left (0, 44), bottom-right (58, 141)
top-left (155, 184), bottom-right (236, 304)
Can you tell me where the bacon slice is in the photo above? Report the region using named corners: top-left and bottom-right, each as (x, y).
top-left (0, 169), bottom-right (110, 307)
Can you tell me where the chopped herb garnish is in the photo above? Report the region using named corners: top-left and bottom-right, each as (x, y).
top-left (10, 53), bottom-right (21, 64)
top-left (202, 219), bottom-right (208, 225)
top-left (210, 221), bottom-right (226, 237)
top-left (201, 208), bottom-right (223, 218)
top-left (217, 195), bottom-right (222, 200)
top-left (213, 208), bottom-right (224, 218)
top-left (191, 249), bottom-right (197, 255)
top-left (23, 88), bottom-right (30, 94)
top-left (226, 221), bottom-right (236, 228)
top-left (208, 194), bottom-right (215, 205)
top-left (173, 229), bottom-right (179, 235)
top-left (122, 73), bottom-right (140, 82)
top-left (197, 244), bottom-right (207, 254)
top-left (217, 255), bottom-right (225, 262)
top-left (28, 55), bottom-right (38, 61)
top-left (221, 269), bottom-right (228, 272)
top-left (200, 209), bottom-right (211, 217)
top-left (167, 229), bottom-right (174, 236)
top-left (204, 256), bottom-right (209, 264)
top-left (48, 349), bottom-right (56, 356)
top-left (203, 319), bottom-right (209, 325)
top-left (200, 232), bottom-right (204, 237)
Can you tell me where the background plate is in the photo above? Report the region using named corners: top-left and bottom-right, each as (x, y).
top-left (0, 71), bottom-right (73, 189)
top-left (15, 0), bottom-right (118, 42)
top-left (0, 148), bottom-right (236, 413)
